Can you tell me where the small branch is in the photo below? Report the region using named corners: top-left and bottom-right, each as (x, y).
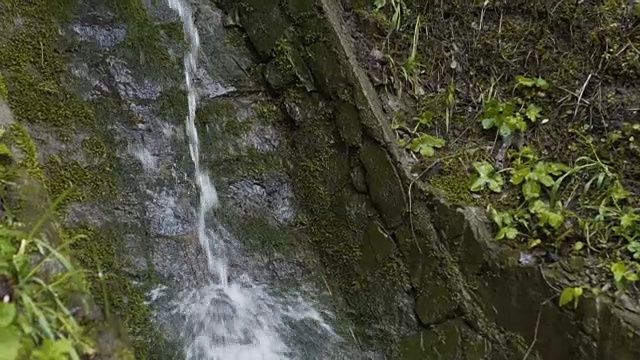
top-left (522, 310), bottom-right (542, 360)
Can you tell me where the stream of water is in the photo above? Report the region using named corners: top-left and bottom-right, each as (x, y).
top-left (165, 1), bottom-right (343, 359)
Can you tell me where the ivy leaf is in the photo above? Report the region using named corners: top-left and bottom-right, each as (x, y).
top-left (522, 180), bottom-right (541, 201)
top-left (496, 226), bottom-right (518, 240)
top-left (525, 104), bottom-right (542, 122)
top-left (0, 303), bottom-right (16, 328)
top-left (0, 327), bottom-right (20, 360)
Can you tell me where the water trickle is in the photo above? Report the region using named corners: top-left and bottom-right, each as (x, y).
top-left (165, 1), bottom-right (345, 359)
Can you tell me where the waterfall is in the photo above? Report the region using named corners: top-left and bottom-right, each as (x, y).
top-left (164, 1), bottom-right (346, 359)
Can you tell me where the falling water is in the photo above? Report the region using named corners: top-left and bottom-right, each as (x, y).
top-left (165, 1), bottom-right (345, 359)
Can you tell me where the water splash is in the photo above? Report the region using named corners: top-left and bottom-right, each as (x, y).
top-left (165, 1), bottom-right (345, 358)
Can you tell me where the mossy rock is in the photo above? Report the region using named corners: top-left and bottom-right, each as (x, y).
top-left (359, 142), bottom-right (406, 228)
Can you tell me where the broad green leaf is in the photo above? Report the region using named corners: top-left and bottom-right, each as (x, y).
top-left (544, 211), bottom-right (564, 229)
top-left (0, 327), bottom-right (20, 360)
top-left (546, 162), bottom-right (570, 175)
top-left (516, 75), bottom-right (536, 87)
top-left (0, 303), bottom-right (16, 328)
top-left (525, 104), bottom-right (542, 122)
top-left (415, 111), bottom-right (434, 125)
top-left (495, 226), bottom-right (518, 240)
top-left (374, 0), bottom-right (386, 10)
top-left (625, 272), bottom-right (639, 282)
top-left (611, 262), bottom-right (627, 283)
top-left (529, 200), bottom-right (547, 214)
top-left (473, 161), bottom-right (495, 178)
top-left (469, 176), bottom-right (487, 192)
top-left (559, 287), bottom-right (574, 307)
top-left (573, 242), bottom-right (585, 252)
top-left (522, 180), bottom-right (541, 200)
top-left (510, 167), bottom-right (529, 185)
top-left (536, 77), bottom-right (550, 90)
top-left (481, 117), bottom-right (495, 129)
top-left (488, 175), bottom-right (504, 193)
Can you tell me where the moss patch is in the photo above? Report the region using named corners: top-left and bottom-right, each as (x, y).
top-left (67, 225), bottom-right (157, 359)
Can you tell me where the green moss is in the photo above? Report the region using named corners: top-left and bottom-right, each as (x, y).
top-left (0, 71), bottom-right (8, 100)
top-left (43, 157), bottom-right (117, 206)
top-left (111, 0), bottom-right (172, 71)
top-left (256, 101), bottom-right (282, 124)
top-left (0, 2), bottom-right (94, 135)
top-left (5, 123), bottom-right (45, 181)
top-left (82, 137), bottom-right (108, 161)
top-left (67, 225), bottom-right (156, 359)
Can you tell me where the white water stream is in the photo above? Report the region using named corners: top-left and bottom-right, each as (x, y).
top-left (165, 1), bottom-right (343, 359)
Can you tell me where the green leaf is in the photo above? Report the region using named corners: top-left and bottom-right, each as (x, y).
top-left (33, 339), bottom-right (80, 360)
top-left (620, 211), bottom-right (638, 229)
top-left (573, 241), bottom-right (585, 252)
top-left (498, 123), bottom-right (512, 137)
top-left (536, 77), bottom-right (550, 90)
top-left (522, 180), bottom-right (541, 200)
top-left (481, 117), bottom-right (495, 129)
top-left (473, 161), bottom-right (494, 178)
top-left (516, 75), bottom-right (536, 87)
top-left (0, 304), bottom-right (16, 328)
top-left (510, 167), bottom-right (530, 185)
top-left (374, 0), bottom-right (386, 10)
top-left (415, 111), bottom-right (434, 125)
top-left (487, 174), bottom-right (504, 193)
top-left (612, 261), bottom-right (627, 283)
top-left (469, 176), bottom-right (487, 192)
top-left (559, 287), bottom-right (574, 307)
top-left (0, 327), bottom-right (20, 360)
top-left (409, 134), bottom-right (445, 157)
top-left (544, 211), bottom-right (564, 229)
top-left (525, 104), bottom-right (542, 122)
top-left (496, 226), bottom-right (518, 240)
top-left (528, 239), bottom-right (542, 248)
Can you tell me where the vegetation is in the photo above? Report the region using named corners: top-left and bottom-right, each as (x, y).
top-left (0, 125), bottom-right (133, 359)
top-left (356, 0), bottom-right (640, 304)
